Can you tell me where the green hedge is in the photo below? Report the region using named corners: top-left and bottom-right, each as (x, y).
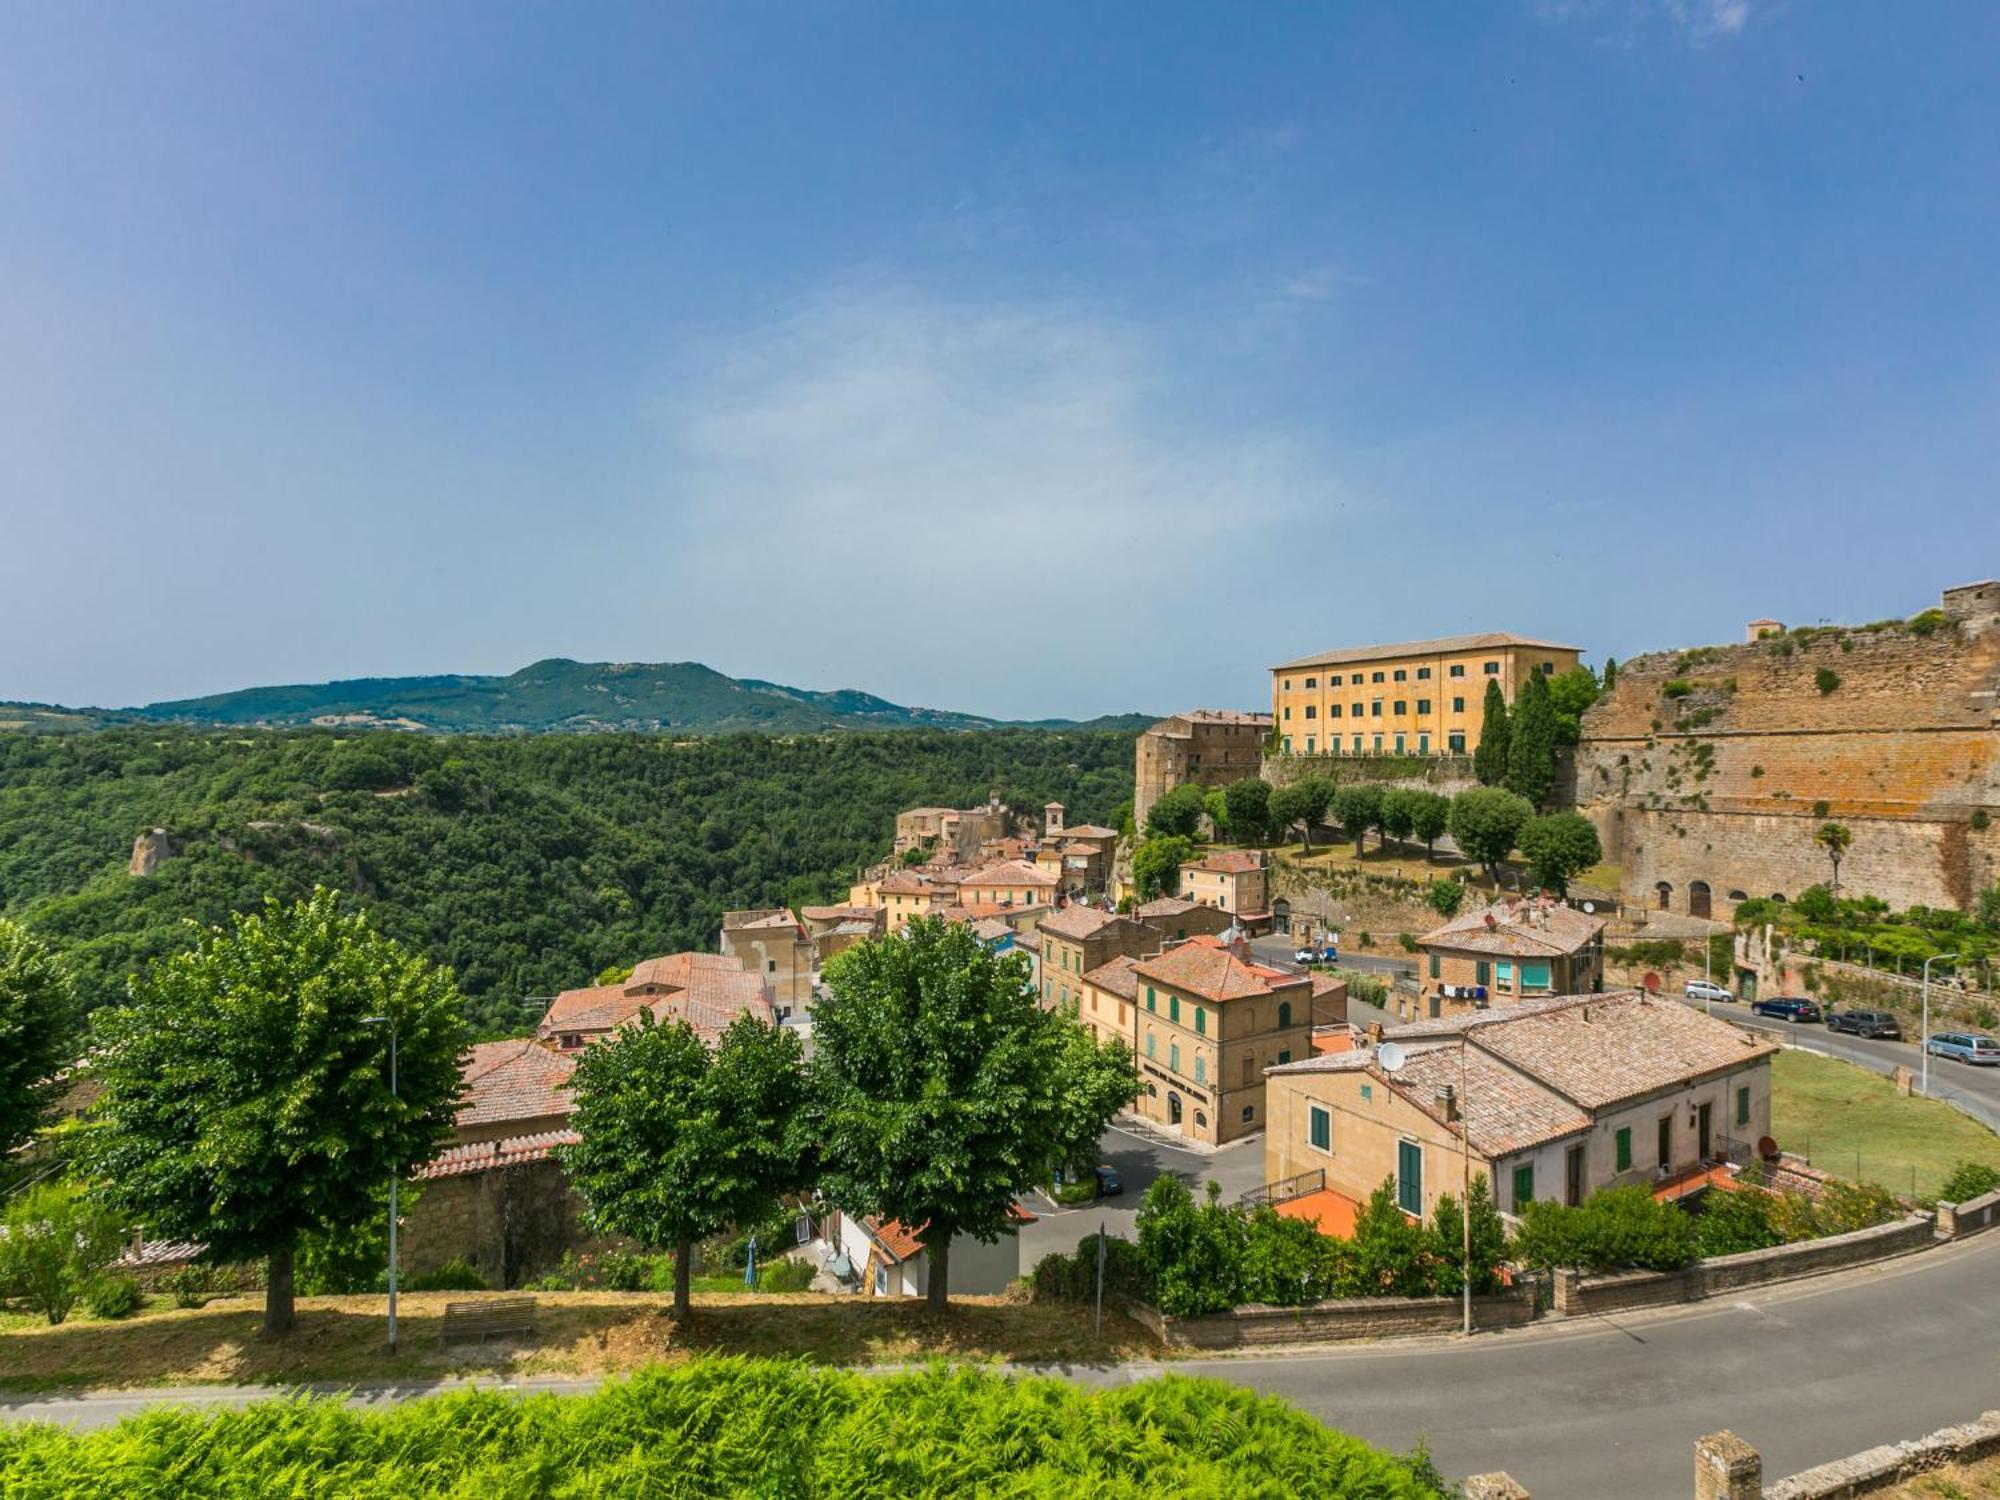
top-left (0, 1359), bottom-right (1449, 1498)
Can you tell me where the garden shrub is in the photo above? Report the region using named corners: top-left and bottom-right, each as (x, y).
top-left (0, 1183), bottom-right (126, 1326)
top-left (1239, 1207), bottom-right (1358, 1305)
top-left (0, 1361), bottom-right (1454, 1498)
top-left (1692, 1188), bottom-right (1784, 1258)
top-left (1029, 1236), bottom-right (1154, 1306)
top-left (1513, 1186), bottom-right (1697, 1272)
top-left (163, 1264), bottom-right (214, 1309)
top-left (755, 1257), bottom-right (815, 1293)
top-left (1938, 1160), bottom-right (2000, 1205)
top-left (83, 1274), bottom-right (143, 1320)
top-left (404, 1259), bottom-right (488, 1293)
top-left (1135, 1178), bottom-right (1245, 1317)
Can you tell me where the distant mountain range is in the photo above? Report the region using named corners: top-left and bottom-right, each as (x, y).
top-left (0, 659), bottom-right (1155, 737)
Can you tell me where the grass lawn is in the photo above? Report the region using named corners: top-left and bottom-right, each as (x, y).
top-left (1770, 1049), bottom-right (2000, 1199)
top-left (0, 1289), bottom-right (1158, 1393)
top-left (1884, 1452), bottom-right (2000, 1499)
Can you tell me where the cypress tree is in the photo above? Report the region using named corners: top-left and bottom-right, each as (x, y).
top-left (1473, 679), bottom-right (1510, 786)
top-left (1505, 669), bottom-right (1559, 809)
top-left (1602, 657), bottom-right (1618, 690)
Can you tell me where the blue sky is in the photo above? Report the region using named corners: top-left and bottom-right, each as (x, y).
top-left (3, 2), bottom-right (1996, 720)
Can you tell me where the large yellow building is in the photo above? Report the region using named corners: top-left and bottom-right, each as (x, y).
top-left (1269, 632), bottom-right (1583, 757)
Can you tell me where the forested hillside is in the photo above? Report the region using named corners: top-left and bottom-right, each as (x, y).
top-left (0, 728), bottom-right (1135, 1035)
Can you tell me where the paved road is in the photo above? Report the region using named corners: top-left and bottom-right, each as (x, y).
top-left (1702, 999), bottom-right (2000, 1132)
top-left (1019, 1122), bottom-right (1266, 1263)
top-left (8, 1234), bottom-right (1998, 1498)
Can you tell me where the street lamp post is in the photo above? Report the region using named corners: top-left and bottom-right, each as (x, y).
top-left (1920, 954), bottom-right (1958, 1099)
top-left (1459, 1041), bottom-right (1472, 1336)
top-left (363, 1015), bottom-right (400, 1354)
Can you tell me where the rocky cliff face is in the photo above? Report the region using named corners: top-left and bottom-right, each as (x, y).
top-left (128, 827), bottom-right (176, 877)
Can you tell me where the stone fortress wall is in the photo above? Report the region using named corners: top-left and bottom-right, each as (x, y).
top-left (1576, 581), bottom-right (2000, 919)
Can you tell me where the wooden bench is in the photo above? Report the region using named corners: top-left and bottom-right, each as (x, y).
top-left (440, 1296), bottom-right (536, 1343)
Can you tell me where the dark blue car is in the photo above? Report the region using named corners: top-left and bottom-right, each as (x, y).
top-left (1750, 997), bottom-right (1822, 1023)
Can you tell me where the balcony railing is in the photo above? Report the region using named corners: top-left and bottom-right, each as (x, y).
top-left (1239, 1167), bottom-right (1326, 1209)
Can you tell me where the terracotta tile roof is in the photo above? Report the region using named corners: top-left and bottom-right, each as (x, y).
top-left (1390, 1042), bottom-right (1593, 1156)
top-left (417, 1129), bottom-right (580, 1181)
top-left (627, 951), bottom-right (742, 992)
top-left (724, 908), bottom-right (804, 933)
top-left (1081, 953), bottom-right (1144, 1001)
top-left (668, 970), bottom-right (778, 1038)
top-left (931, 903), bottom-right (1011, 923)
top-left (539, 982), bottom-right (637, 1034)
top-left (1059, 824), bottom-right (1120, 840)
top-left (962, 860), bottom-right (1058, 889)
top-left (1184, 850), bottom-right (1266, 875)
top-left (457, 1040), bottom-right (576, 1129)
top-left (1133, 935), bottom-right (1307, 1003)
top-left (801, 904), bottom-right (882, 924)
top-left (1463, 992), bottom-right (1780, 1111)
top-left (1272, 631), bottom-right (1581, 673)
top-left (1155, 709), bottom-right (1272, 730)
top-left (971, 918), bottom-right (1013, 943)
top-left (1038, 906), bottom-right (1126, 941)
top-left (1134, 897), bottom-right (1200, 919)
top-left (878, 871), bottom-right (935, 895)
top-left (1419, 897), bottom-right (1606, 958)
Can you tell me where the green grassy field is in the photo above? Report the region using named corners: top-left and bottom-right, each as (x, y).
top-left (1770, 1048), bottom-right (2000, 1199)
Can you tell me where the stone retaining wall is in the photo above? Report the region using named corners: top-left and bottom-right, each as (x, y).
top-left (1553, 1214), bottom-right (1936, 1317)
top-left (1938, 1186), bottom-right (2000, 1239)
top-left (1766, 1409), bottom-right (2000, 1500)
top-left (1132, 1281), bottom-right (1539, 1350)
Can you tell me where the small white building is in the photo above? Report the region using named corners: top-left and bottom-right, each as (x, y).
top-left (823, 1207), bottom-right (1035, 1298)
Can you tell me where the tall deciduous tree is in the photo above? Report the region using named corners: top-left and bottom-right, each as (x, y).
top-left (560, 1011), bottom-right (807, 1318)
top-left (82, 889), bottom-right (467, 1337)
top-left (1221, 778), bottom-right (1274, 846)
top-left (1517, 812), bottom-right (1604, 896)
top-left (1407, 791), bottom-right (1452, 861)
top-left (1131, 835), bottom-right (1194, 900)
top-left (0, 920), bottom-right (75, 1157)
top-left (1505, 670), bottom-right (1561, 810)
top-left (1145, 784), bottom-right (1207, 840)
top-left (1450, 788), bottom-right (1535, 883)
top-left (1473, 680), bottom-right (1510, 786)
top-left (811, 918), bottom-right (1135, 1310)
top-left (1379, 790), bottom-right (1417, 854)
top-left (1333, 784), bottom-right (1385, 857)
top-left (0, 1182), bottom-right (125, 1325)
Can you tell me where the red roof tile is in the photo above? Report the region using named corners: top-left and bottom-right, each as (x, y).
top-left (457, 1040), bottom-right (576, 1129)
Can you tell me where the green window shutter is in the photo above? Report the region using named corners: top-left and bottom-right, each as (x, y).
top-left (1309, 1106), bottom-right (1331, 1151)
top-left (1146, 1033), bottom-right (1155, 1059)
top-left (1736, 1086), bottom-right (1750, 1127)
top-left (1195, 1007), bottom-right (1206, 1035)
top-left (1475, 960), bottom-right (1490, 985)
top-left (1512, 1163), bottom-right (1535, 1209)
top-left (1146, 986), bottom-right (1155, 1012)
top-left (1523, 962), bottom-right (1551, 991)
top-left (1397, 1141), bottom-right (1423, 1215)
top-left (1276, 1049), bottom-right (1291, 1065)
top-left (1429, 953), bottom-right (1440, 979)
top-left (1169, 994), bottom-right (1181, 1023)
top-left (1169, 1042), bottom-right (1180, 1073)
top-left (1615, 1127), bottom-right (1632, 1172)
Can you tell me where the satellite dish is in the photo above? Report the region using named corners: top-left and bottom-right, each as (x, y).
top-left (1376, 1041), bottom-right (1407, 1073)
top-left (1582, 901), bottom-right (1596, 914)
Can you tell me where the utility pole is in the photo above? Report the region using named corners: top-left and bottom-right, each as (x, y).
top-left (363, 1016), bottom-right (401, 1355)
top-left (1920, 953), bottom-right (1958, 1098)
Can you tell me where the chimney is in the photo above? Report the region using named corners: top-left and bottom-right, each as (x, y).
top-left (1366, 1020), bottom-right (1385, 1046)
top-left (1435, 1083), bottom-right (1459, 1122)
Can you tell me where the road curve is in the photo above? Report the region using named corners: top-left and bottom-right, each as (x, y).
top-left (5, 1234), bottom-right (1997, 1499)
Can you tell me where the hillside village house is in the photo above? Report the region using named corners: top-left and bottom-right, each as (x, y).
top-left (958, 859), bottom-right (1059, 910)
top-left (1037, 908), bottom-right (1161, 1012)
top-left (1411, 896), bottom-right (1607, 1022)
top-left (892, 798), bottom-right (1012, 862)
top-left (1130, 935), bottom-right (1318, 1146)
top-left (1131, 896), bottom-right (1236, 944)
top-left (823, 1205), bottom-right (1035, 1299)
top-left (720, 908), bottom-right (815, 1020)
top-left (1178, 849), bottom-right (1272, 928)
top-left (535, 952), bottom-right (776, 1052)
top-left (1270, 632), bottom-right (1583, 757)
top-left (1078, 954), bottom-right (1144, 1052)
top-left (1260, 991), bottom-right (1778, 1229)
top-left (799, 904), bottom-right (884, 965)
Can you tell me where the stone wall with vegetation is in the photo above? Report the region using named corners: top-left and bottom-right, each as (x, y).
top-left (1128, 1282), bottom-right (1539, 1349)
top-left (402, 1159), bottom-right (608, 1290)
top-left (1551, 1213), bottom-right (1937, 1317)
top-left (1576, 593), bottom-right (2000, 917)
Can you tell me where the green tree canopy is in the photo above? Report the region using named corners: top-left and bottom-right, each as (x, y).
top-left (1268, 777), bottom-right (1335, 852)
top-left (1472, 680), bottom-right (1510, 786)
top-left (1449, 788), bottom-right (1534, 881)
top-left (1221, 778), bottom-right (1274, 846)
top-left (810, 917), bottom-right (1135, 1309)
top-left (1406, 790), bottom-right (1451, 860)
top-left (1333, 784), bottom-right (1385, 857)
top-left (1427, 878), bottom-right (1465, 920)
top-left (0, 1182), bottom-right (125, 1325)
top-left (1602, 657), bottom-right (1618, 690)
top-left (1814, 821), bottom-right (1853, 889)
top-left (1378, 789), bottom-right (1418, 853)
top-left (1504, 670), bottom-right (1560, 809)
top-left (1145, 783), bottom-right (1207, 840)
top-left (1544, 667), bottom-right (1603, 746)
top-left (81, 888), bottom-right (469, 1336)
top-left (1517, 812), bottom-right (1603, 896)
top-left (559, 1011), bottom-right (808, 1317)
top-left (1131, 835), bottom-right (1194, 900)
top-left (0, 919), bottom-right (76, 1156)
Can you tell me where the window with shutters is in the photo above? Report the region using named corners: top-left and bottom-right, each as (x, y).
top-left (1309, 1105), bottom-right (1331, 1153)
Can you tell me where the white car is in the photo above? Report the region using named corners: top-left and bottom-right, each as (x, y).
top-left (1685, 979), bottom-right (1732, 1004)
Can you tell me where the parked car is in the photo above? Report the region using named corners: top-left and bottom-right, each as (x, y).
top-left (1827, 1009), bottom-right (1903, 1039)
top-left (1685, 979), bottom-right (1732, 1004)
top-left (1093, 1164), bottom-right (1123, 1196)
top-left (1750, 997), bottom-right (1822, 1023)
top-left (1926, 1033), bottom-right (2000, 1066)
top-left (1293, 944), bottom-right (1339, 965)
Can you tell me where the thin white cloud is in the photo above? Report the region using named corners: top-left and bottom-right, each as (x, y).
top-left (641, 281), bottom-right (1348, 717)
top-left (1534, 0), bottom-right (1751, 43)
